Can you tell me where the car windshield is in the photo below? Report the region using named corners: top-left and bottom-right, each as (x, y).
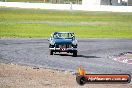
top-left (53, 32), bottom-right (74, 39)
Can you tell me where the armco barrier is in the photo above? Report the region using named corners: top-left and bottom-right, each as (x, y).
top-left (0, 2), bottom-right (132, 12)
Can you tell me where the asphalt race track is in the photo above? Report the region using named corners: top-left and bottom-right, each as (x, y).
top-left (0, 38), bottom-right (132, 75)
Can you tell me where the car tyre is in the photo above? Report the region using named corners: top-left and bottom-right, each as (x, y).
top-left (50, 50), bottom-right (53, 55)
top-left (73, 50), bottom-right (77, 57)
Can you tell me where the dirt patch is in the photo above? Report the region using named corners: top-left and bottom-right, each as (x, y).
top-left (0, 63), bottom-right (131, 88)
top-left (113, 52), bottom-right (132, 64)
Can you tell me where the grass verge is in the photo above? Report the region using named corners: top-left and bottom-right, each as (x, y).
top-left (0, 7), bottom-right (132, 38)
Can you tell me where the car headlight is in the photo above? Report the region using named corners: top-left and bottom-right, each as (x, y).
top-left (50, 41), bottom-right (55, 45)
top-left (72, 40), bottom-right (77, 45)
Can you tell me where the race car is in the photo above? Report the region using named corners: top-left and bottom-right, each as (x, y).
top-left (49, 32), bottom-right (78, 57)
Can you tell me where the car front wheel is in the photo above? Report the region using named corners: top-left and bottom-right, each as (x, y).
top-left (50, 50), bottom-right (53, 55)
top-left (73, 50), bottom-right (77, 57)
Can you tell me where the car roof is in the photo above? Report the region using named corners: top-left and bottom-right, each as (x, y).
top-left (51, 32), bottom-right (75, 37)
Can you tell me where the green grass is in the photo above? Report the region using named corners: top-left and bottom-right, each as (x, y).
top-left (0, 7), bottom-right (132, 38)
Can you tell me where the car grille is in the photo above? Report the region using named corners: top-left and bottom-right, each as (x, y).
top-left (55, 44), bottom-right (72, 48)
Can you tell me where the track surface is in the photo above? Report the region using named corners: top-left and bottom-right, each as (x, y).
top-left (0, 38), bottom-right (132, 75)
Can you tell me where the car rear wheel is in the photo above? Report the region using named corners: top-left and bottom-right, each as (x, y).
top-left (50, 50), bottom-right (53, 55)
top-left (73, 50), bottom-right (77, 57)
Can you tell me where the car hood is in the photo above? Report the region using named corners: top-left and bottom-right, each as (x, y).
top-left (53, 38), bottom-right (73, 45)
